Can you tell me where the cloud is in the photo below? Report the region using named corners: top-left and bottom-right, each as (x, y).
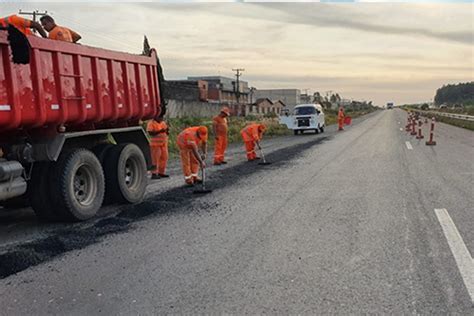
top-left (250, 4), bottom-right (473, 45)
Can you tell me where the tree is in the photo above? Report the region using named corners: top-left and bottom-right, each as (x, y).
top-left (312, 92), bottom-right (323, 103)
top-left (434, 82), bottom-right (474, 105)
top-left (142, 35), bottom-right (151, 56)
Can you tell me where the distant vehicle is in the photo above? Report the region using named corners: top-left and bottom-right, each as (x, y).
top-left (387, 102), bottom-right (394, 109)
top-left (279, 104), bottom-right (325, 135)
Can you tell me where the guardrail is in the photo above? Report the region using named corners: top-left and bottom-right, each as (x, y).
top-left (416, 110), bottom-right (474, 122)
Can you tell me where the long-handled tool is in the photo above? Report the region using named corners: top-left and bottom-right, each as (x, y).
top-left (257, 145), bottom-right (272, 166)
top-left (192, 167), bottom-right (213, 194)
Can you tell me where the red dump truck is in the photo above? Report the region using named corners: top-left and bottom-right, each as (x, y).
top-left (0, 28), bottom-right (162, 221)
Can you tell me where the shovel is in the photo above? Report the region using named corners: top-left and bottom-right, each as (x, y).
top-left (258, 146), bottom-right (272, 166)
top-left (193, 167), bottom-right (213, 194)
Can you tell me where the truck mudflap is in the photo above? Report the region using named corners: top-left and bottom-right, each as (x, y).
top-left (0, 159), bottom-right (26, 201)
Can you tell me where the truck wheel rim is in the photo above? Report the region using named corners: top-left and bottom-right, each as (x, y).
top-left (73, 164), bottom-right (97, 206)
top-left (124, 157), bottom-right (140, 190)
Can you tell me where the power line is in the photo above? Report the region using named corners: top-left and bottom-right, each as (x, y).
top-left (18, 9), bottom-right (47, 35)
top-left (18, 9), bottom-right (48, 22)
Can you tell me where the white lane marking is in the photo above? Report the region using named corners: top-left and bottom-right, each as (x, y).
top-left (434, 208), bottom-right (474, 303)
top-left (405, 141), bottom-right (413, 150)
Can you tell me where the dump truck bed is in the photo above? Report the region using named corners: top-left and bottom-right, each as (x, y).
top-left (0, 31), bottom-right (160, 134)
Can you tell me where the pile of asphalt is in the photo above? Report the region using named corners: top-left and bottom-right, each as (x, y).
top-left (0, 136), bottom-right (329, 279)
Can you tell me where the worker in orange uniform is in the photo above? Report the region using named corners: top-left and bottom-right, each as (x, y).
top-left (177, 126), bottom-right (208, 186)
top-left (0, 14), bottom-right (47, 38)
top-left (338, 106), bottom-right (345, 131)
top-left (40, 15), bottom-right (81, 43)
top-left (212, 107), bottom-right (231, 165)
top-left (241, 123), bottom-right (266, 161)
top-left (147, 115), bottom-right (169, 180)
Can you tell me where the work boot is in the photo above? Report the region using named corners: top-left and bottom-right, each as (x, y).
top-left (159, 174), bottom-right (170, 178)
top-left (194, 178), bottom-right (203, 184)
top-left (220, 161), bottom-right (228, 164)
top-left (213, 162), bottom-right (221, 166)
top-left (254, 157), bottom-right (261, 160)
top-left (151, 174), bottom-right (160, 180)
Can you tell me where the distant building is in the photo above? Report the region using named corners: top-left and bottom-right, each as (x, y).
top-left (300, 93), bottom-right (312, 104)
top-left (253, 89), bottom-right (301, 111)
top-left (165, 80), bottom-right (208, 101)
top-left (272, 100), bottom-right (286, 114)
top-left (187, 76), bottom-right (250, 105)
top-left (246, 98), bottom-right (285, 116)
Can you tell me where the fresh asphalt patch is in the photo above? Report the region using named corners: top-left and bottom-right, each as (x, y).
top-left (0, 135), bottom-right (329, 279)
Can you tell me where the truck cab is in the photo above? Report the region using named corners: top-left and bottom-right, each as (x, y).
top-left (279, 103), bottom-right (325, 135)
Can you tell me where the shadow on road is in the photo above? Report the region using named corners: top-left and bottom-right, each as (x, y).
top-left (0, 135), bottom-right (330, 279)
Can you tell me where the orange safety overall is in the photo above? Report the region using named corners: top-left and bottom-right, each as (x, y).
top-left (213, 115), bottom-right (228, 164)
top-left (147, 120), bottom-right (169, 175)
top-left (241, 123), bottom-right (262, 161)
top-left (0, 15), bottom-right (32, 35)
top-left (177, 127), bottom-right (202, 184)
top-left (338, 109), bottom-right (345, 131)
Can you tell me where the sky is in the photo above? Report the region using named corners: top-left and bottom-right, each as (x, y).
top-left (2, 2), bottom-right (473, 105)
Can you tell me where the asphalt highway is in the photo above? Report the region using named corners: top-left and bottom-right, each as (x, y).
top-left (0, 109), bottom-right (473, 314)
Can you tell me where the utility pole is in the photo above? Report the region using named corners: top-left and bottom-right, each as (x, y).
top-left (232, 68), bottom-right (245, 116)
top-left (19, 9), bottom-right (48, 22)
top-left (232, 68), bottom-right (245, 104)
top-left (19, 10), bottom-right (48, 35)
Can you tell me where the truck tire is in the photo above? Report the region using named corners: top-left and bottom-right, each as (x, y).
top-left (52, 149), bottom-right (105, 222)
top-left (103, 144), bottom-right (147, 204)
top-left (294, 130), bottom-right (299, 136)
top-left (29, 162), bottom-right (57, 221)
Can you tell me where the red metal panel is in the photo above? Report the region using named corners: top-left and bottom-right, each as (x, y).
top-left (30, 48), bottom-right (47, 128)
top-left (127, 63), bottom-right (139, 118)
top-left (139, 64), bottom-right (153, 119)
top-left (113, 60), bottom-right (125, 120)
top-left (97, 58), bottom-right (112, 121)
top-left (81, 56), bottom-right (97, 123)
top-left (41, 50), bottom-right (60, 125)
top-left (0, 44), bottom-right (11, 127)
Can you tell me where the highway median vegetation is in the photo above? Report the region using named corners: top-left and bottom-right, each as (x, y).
top-left (148, 107), bottom-right (378, 157)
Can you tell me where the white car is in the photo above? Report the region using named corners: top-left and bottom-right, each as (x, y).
top-left (279, 103), bottom-right (325, 135)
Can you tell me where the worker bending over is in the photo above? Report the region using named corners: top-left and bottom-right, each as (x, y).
top-left (147, 115), bottom-right (169, 180)
top-left (177, 126), bottom-right (208, 186)
top-left (241, 123), bottom-right (266, 161)
top-left (40, 15), bottom-right (81, 43)
top-left (0, 14), bottom-right (47, 38)
top-left (338, 107), bottom-right (345, 131)
top-left (212, 107), bottom-right (230, 165)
